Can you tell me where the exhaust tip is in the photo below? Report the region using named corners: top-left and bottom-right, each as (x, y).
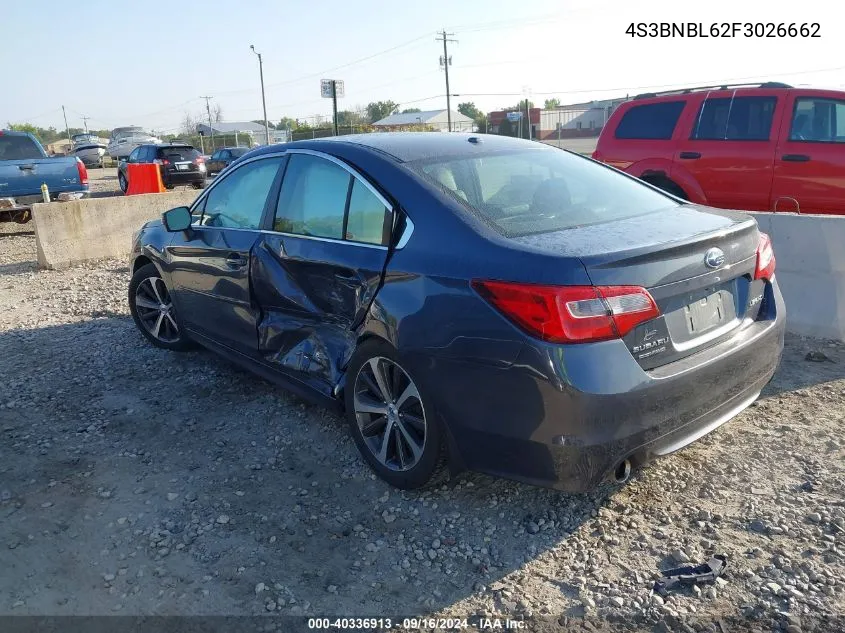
top-left (614, 459), bottom-right (632, 484)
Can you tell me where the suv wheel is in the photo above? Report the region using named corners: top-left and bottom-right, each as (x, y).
top-left (118, 172), bottom-right (128, 193)
top-left (128, 263), bottom-right (192, 351)
top-left (345, 339), bottom-right (448, 490)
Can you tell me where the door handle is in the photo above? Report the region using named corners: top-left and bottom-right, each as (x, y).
top-left (334, 271), bottom-right (357, 281)
top-left (781, 154), bottom-right (811, 162)
top-left (225, 253), bottom-right (246, 268)
top-left (18, 164), bottom-right (36, 170)
top-left (679, 151), bottom-right (701, 160)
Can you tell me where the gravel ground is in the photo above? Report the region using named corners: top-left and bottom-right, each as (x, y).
top-left (0, 222), bottom-right (843, 631)
top-left (86, 168), bottom-right (212, 198)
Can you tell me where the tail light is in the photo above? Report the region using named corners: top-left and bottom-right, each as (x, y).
top-left (153, 158), bottom-right (170, 166)
top-left (471, 280), bottom-right (660, 343)
top-left (76, 158), bottom-right (88, 186)
top-left (195, 156), bottom-right (205, 164)
top-left (754, 232), bottom-right (776, 280)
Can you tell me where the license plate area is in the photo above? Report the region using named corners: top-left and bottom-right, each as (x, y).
top-left (176, 162), bottom-right (190, 171)
top-left (684, 291), bottom-right (726, 334)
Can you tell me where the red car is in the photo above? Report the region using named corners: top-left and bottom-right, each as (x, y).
top-left (593, 82), bottom-right (845, 215)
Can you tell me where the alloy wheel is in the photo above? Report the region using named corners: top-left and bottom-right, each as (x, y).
top-left (134, 277), bottom-right (180, 343)
top-left (353, 356), bottom-right (427, 472)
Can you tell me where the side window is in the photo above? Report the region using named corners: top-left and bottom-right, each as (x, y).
top-left (691, 96), bottom-right (776, 141)
top-left (614, 101), bottom-right (686, 140)
top-left (210, 151), bottom-right (221, 160)
top-left (790, 98), bottom-right (845, 142)
top-left (346, 180), bottom-right (391, 245)
top-left (221, 150), bottom-right (231, 160)
top-left (201, 157), bottom-right (282, 229)
top-left (128, 148), bottom-right (141, 163)
top-left (274, 154), bottom-right (351, 239)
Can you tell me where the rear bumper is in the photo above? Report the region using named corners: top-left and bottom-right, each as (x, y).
top-left (427, 279), bottom-right (785, 492)
top-left (163, 170), bottom-right (205, 186)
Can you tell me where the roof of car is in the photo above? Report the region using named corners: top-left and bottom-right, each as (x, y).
top-left (251, 132), bottom-right (547, 163)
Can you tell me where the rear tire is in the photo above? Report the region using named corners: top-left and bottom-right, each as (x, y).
top-left (643, 176), bottom-right (688, 200)
top-left (128, 263), bottom-right (193, 351)
top-left (345, 339), bottom-right (448, 490)
top-left (193, 180), bottom-right (207, 190)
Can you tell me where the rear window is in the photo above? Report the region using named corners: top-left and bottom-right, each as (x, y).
top-left (158, 146), bottom-right (200, 160)
top-left (411, 149), bottom-right (679, 237)
top-left (0, 135), bottom-right (45, 160)
top-left (614, 101), bottom-right (686, 140)
top-left (691, 96), bottom-right (777, 141)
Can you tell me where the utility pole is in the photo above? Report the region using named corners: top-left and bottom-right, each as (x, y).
top-left (201, 96), bottom-right (215, 150)
top-left (250, 45), bottom-right (271, 145)
top-left (81, 115), bottom-right (91, 135)
top-left (437, 30), bottom-right (457, 132)
top-left (61, 105), bottom-right (71, 143)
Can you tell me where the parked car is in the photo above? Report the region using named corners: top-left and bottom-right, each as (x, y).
top-left (593, 82), bottom-right (845, 215)
top-left (205, 147), bottom-right (250, 176)
top-left (128, 133), bottom-right (784, 492)
top-left (0, 130), bottom-right (89, 223)
top-left (118, 144), bottom-right (207, 193)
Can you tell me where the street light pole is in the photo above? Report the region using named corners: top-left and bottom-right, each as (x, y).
top-left (250, 45), bottom-right (271, 145)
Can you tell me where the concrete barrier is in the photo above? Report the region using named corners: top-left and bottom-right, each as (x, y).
top-left (752, 212), bottom-right (845, 341)
top-left (32, 191), bottom-right (198, 270)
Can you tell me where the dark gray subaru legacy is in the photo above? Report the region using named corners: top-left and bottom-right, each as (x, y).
top-left (128, 133), bottom-right (785, 491)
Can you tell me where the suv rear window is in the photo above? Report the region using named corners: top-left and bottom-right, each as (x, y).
top-left (411, 148), bottom-right (678, 237)
top-left (691, 96), bottom-right (777, 141)
top-left (158, 146), bottom-right (200, 161)
top-left (614, 101), bottom-right (686, 140)
top-left (0, 135), bottom-right (44, 160)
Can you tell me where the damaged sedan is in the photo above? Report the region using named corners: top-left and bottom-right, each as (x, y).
top-left (129, 133), bottom-right (785, 491)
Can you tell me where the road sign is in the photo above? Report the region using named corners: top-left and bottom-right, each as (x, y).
top-left (506, 111), bottom-right (522, 122)
top-left (321, 79), bottom-right (345, 99)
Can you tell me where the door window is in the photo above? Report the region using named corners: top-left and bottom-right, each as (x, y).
top-left (691, 96), bottom-right (777, 140)
top-left (128, 147), bottom-right (141, 163)
top-left (210, 151), bottom-right (221, 160)
top-left (614, 101), bottom-right (686, 139)
top-left (790, 98), bottom-right (845, 142)
top-left (274, 154), bottom-right (352, 239)
top-left (201, 157), bottom-right (282, 229)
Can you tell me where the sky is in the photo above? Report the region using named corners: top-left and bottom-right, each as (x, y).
top-left (1, 0), bottom-right (841, 134)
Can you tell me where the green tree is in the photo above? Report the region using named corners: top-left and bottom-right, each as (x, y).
top-left (366, 101), bottom-right (399, 123)
top-left (457, 102), bottom-right (482, 120)
top-left (544, 98), bottom-right (561, 110)
top-left (498, 117), bottom-right (514, 137)
top-left (277, 117), bottom-right (297, 130)
top-left (400, 108), bottom-right (422, 114)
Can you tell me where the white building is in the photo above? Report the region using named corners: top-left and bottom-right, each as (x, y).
top-left (372, 109), bottom-right (475, 132)
top-left (537, 98), bottom-right (628, 140)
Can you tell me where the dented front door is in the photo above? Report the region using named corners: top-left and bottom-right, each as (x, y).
top-left (250, 150), bottom-right (393, 391)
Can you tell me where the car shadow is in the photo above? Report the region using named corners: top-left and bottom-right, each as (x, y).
top-left (0, 261), bottom-right (37, 276)
top-left (0, 316), bottom-right (836, 621)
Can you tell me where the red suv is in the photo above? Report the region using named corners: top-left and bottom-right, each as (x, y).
top-left (593, 82), bottom-right (845, 215)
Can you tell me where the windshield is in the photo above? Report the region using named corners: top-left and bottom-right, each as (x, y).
top-left (410, 148), bottom-right (679, 237)
top-left (0, 135), bottom-right (45, 160)
top-left (230, 148), bottom-right (249, 157)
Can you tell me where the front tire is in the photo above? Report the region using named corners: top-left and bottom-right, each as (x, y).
top-left (345, 339), bottom-right (448, 489)
top-left (118, 171), bottom-right (128, 193)
top-left (128, 263), bottom-right (192, 351)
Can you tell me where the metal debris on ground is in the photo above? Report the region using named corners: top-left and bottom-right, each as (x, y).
top-left (654, 554), bottom-right (728, 596)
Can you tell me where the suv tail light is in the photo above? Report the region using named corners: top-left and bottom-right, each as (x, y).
top-left (76, 158), bottom-right (88, 186)
top-left (754, 232), bottom-right (776, 280)
top-left (471, 280), bottom-right (660, 343)
top-left (195, 156), bottom-right (205, 164)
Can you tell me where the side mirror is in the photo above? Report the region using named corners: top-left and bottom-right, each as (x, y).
top-left (162, 206), bottom-right (192, 232)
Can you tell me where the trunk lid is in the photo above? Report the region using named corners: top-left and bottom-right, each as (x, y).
top-left (512, 204), bottom-right (763, 368)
